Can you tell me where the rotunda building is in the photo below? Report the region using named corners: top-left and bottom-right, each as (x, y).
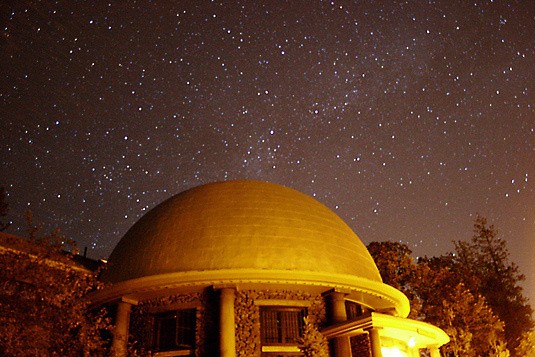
top-left (92, 180), bottom-right (448, 357)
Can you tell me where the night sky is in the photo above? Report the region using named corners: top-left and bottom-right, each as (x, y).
top-left (1, 1), bottom-right (533, 307)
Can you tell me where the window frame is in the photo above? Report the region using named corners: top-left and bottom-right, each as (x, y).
top-left (345, 300), bottom-right (364, 320)
top-left (151, 308), bottom-right (197, 355)
top-left (259, 305), bottom-right (307, 356)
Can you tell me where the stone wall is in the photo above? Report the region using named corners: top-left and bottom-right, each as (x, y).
top-left (350, 334), bottom-right (371, 357)
top-left (234, 289), bottom-right (327, 356)
top-left (129, 289), bottom-right (218, 357)
top-left (128, 288), bottom-right (329, 356)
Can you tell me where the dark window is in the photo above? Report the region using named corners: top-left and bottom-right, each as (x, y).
top-left (153, 309), bottom-right (196, 353)
top-left (345, 300), bottom-right (363, 320)
top-left (260, 307), bottom-right (307, 345)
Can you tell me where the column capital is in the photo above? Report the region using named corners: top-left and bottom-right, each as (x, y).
top-left (119, 296), bottom-right (139, 305)
top-left (322, 288), bottom-right (351, 298)
top-left (212, 284), bottom-right (237, 291)
top-left (429, 345), bottom-right (441, 357)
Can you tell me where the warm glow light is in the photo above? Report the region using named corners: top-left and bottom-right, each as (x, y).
top-left (408, 336), bottom-right (416, 347)
top-left (381, 346), bottom-right (407, 357)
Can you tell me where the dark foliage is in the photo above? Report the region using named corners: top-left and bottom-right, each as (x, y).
top-left (0, 216), bottom-right (111, 356)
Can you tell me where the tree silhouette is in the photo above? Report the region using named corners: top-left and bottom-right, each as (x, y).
top-left (369, 241), bottom-right (508, 356)
top-left (0, 220), bottom-right (111, 356)
top-left (454, 215), bottom-right (534, 355)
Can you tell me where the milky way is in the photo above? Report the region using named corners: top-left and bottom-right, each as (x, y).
top-left (1, 1), bottom-right (533, 305)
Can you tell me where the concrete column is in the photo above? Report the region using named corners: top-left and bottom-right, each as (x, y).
top-left (326, 290), bottom-right (351, 357)
top-left (112, 300), bottom-right (132, 357)
top-left (368, 328), bottom-right (383, 357)
top-left (219, 287), bottom-right (236, 357)
top-left (410, 348), bottom-right (421, 357)
top-left (429, 346), bottom-right (441, 357)
top-left (330, 291), bottom-right (348, 322)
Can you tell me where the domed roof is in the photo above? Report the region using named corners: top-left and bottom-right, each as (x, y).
top-left (105, 180), bottom-right (382, 284)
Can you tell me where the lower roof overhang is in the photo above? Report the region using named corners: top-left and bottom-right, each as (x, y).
top-left (90, 268), bottom-right (409, 317)
top-left (321, 312), bottom-right (450, 349)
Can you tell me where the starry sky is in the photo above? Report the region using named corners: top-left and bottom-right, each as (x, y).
top-left (1, 1), bottom-right (533, 307)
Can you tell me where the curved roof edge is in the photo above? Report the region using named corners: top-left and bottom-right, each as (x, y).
top-left (90, 269), bottom-right (410, 317)
top-left (321, 311), bottom-right (449, 348)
